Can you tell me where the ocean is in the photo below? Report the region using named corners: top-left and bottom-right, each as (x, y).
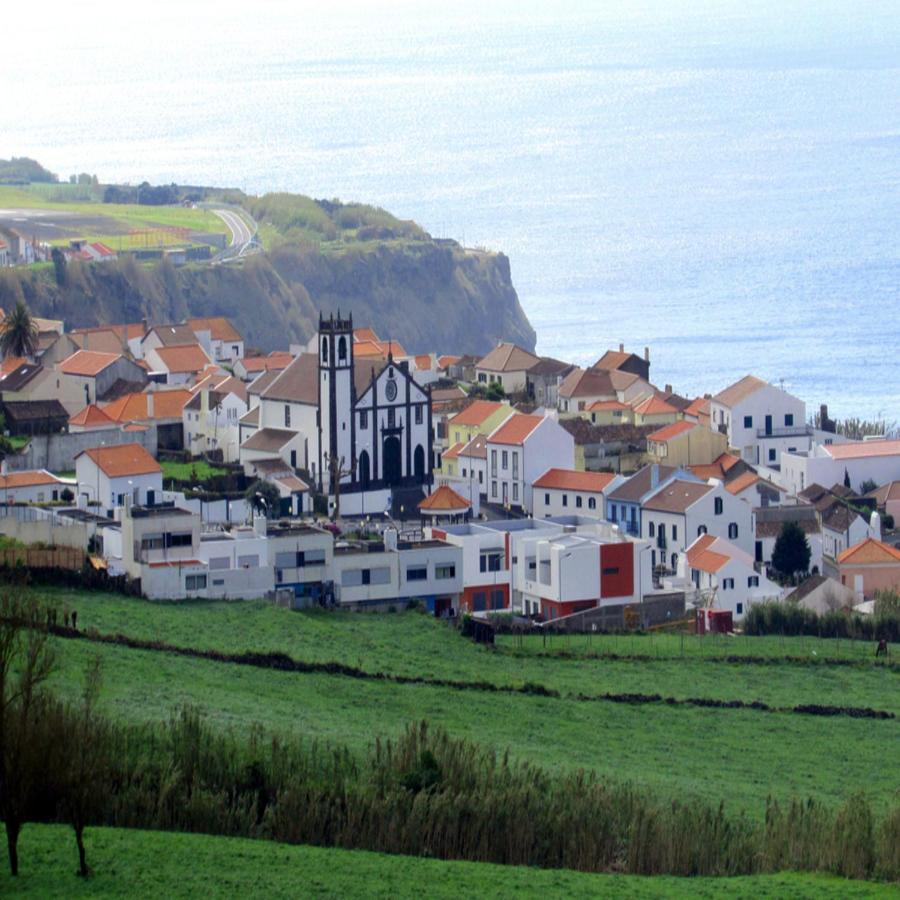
top-left (2, 0), bottom-right (898, 420)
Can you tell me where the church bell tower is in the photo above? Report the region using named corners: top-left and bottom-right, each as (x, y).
top-left (317, 311), bottom-right (354, 493)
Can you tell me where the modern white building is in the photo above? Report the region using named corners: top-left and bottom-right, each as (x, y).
top-left (710, 375), bottom-right (809, 467)
top-left (780, 439), bottom-right (900, 496)
top-left (532, 468), bottom-right (624, 518)
top-left (0, 469), bottom-right (72, 505)
top-left (485, 413), bottom-right (575, 513)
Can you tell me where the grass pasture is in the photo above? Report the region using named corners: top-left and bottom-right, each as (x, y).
top-left (159, 459), bottom-right (229, 483)
top-left (38, 588), bottom-right (900, 816)
top-left (4, 825), bottom-right (895, 899)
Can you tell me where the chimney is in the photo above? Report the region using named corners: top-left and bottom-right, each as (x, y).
top-left (619, 343), bottom-right (624, 353)
top-left (650, 464), bottom-right (659, 489)
top-left (644, 347), bottom-right (650, 362)
top-left (253, 513), bottom-right (267, 537)
top-left (142, 316), bottom-right (149, 335)
top-left (665, 384), bottom-right (672, 394)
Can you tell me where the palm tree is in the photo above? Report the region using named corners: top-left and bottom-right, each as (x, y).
top-left (0, 301), bottom-right (39, 360)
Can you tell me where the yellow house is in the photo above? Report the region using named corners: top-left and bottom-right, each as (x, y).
top-left (632, 394), bottom-right (680, 428)
top-left (645, 421), bottom-right (728, 467)
top-left (445, 400), bottom-right (514, 449)
top-left (588, 399), bottom-right (634, 426)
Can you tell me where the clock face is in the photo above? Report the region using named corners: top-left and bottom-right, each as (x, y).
top-left (385, 378), bottom-right (398, 402)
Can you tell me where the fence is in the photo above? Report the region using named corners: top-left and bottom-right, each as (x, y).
top-left (0, 546), bottom-right (86, 570)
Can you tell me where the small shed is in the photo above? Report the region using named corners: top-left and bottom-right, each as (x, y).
top-left (1, 400), bottom-right (69, 435)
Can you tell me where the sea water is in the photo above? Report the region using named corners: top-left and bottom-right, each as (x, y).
top-left (2, 0), bottom-right (897, 420)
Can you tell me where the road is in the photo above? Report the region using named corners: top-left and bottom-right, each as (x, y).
top-left (212, 208), bottom-right (254, 248)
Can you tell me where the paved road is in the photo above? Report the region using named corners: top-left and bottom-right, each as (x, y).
top-left (212, 208), bottom-right (253, 248)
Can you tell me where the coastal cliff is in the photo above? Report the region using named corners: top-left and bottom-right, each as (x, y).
top-left (0, 232), bottom-right (535, 357)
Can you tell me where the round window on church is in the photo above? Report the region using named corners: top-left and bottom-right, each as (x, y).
top-left (385, 378), bottom-right (398, 402)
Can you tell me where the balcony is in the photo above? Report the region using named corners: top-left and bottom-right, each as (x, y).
top-left (756, 425), bottom-right (812, 439)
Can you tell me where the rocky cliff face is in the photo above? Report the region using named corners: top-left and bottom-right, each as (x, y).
top-left (0, 239), bottom-right (535, 356)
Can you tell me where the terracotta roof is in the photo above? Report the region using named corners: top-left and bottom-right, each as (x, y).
top-left (241, 428), bottom-right (296, 452)
top-left (593, 349), bottom-right (645, 372)
top-left (69, 404), bottom-right (115, 428)
top-left (0, 363), bottom-right (43, 391)
top-left (449, 400), bottom-right (508, 428)
top-left (442, 442), bottom-right (466, 461)
top-left (688, 453), bottom-right (742, 481)
top-left (632, 394), bottom-right (677, 416)
top-left (419, 485), bottom-right (471, 512)
top-left (822, 504), bottom-right (863, 533)
top-left (186, 317), bottom-right (242, 342)
top-left (437, 355), bottom-right (461, 369)
top-left (144, 324), bottom-right (196, 347)
top-left (0, 356), bottom-right (27, 377)
top-left (475, 342), bottom-right (540, 373)
top-left (353, 327), bottom-right (380, 343)
top-left (102, 389), bottom-right (192, 422)
top-left (713, 375), bottom-right (768, 407)
top-left (155, 344), bottom-right (211, 374)
top-left (837, 538), bottom-right (900, 566)
top-left (725, 471), bottom-right (762, 495)
top-left (78, 443), bottom-right (161, 478)
top-left (588, 399), bottom-right (629, 412)
top-left (823, 439), bottom-right (900, 461)
top-left (69, 329), bottom-right (126, 354)
top-left (488, 413), bottom-right (544, 446)
top-left (354, 340), bottom-right (388, 358)
top-left (379, 339), bottom-right (407, 358)
top-left (240, 351), bottom-right (294, 373)
top-left (532, 468), bottom-right (617, 493)
top-left (558, 367), bottom-right (616, 400)
top-left (430, 386), bottom-right (467, 405)
top-left (414, 354), bottom-right (432, 370)
top-left (648, 420), bottom-right (695, 442)
top-left (643, 479), bottom-right (713, 513)
top-left (58, 350), bottom-right (120, 377)
top-left (90, 241), bottom-right (116, 257)
top-left (261, 354), bottom-right (319, 404)
top-left (686, 533), bottom-right (730, 574)
top-left (685, 397), bottom-right (710, 419)
top-left (0, 469), bottom-right (64, 489)
top-left (868, 481), bottom-right (900, 504)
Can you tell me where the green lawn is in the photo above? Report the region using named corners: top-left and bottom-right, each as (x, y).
top-left (48, 589), bottom-right (900, 713)
top-left (160, 460), bottom-right (228, 483)
top-left (5, 825), bottom-right (892, 898)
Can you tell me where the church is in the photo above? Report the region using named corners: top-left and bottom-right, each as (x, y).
top-left (240, 313), bottom-right (434, 517)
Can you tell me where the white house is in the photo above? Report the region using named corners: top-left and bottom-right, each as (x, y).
top-left (183, 378), bottom-right (248, 463)
top-left (485, 413), bottom-right (575, 513)
top-left (75, 443), bottom-right (163, 516)
top-left (143, 343), bottom-right (213, 385)
top-left (532, 468), bottom-right (623, 518)
top-left (780, 439), bottom-right (900, 496)
top-left (821, 504), bottom-right (879, 561)
top-left (710, 375), bottom-right (808, 467)
top-left (186, 317), bottom-right (245, 365)
top-left (0, 469), bottom-right (72, 504)
top-left (681, 533), bottom-right (783, 620)
top-left (641, 478), bottom-right (754, 574)
top-left (474, 342), bottom-right (540, 394)
top-left (754, 506), bottom-right (824, 574)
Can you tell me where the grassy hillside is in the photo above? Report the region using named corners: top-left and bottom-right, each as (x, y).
top-left (4, 825), bottom-right (893, 898)
top-left (40, 589), bottom-right (899, 815)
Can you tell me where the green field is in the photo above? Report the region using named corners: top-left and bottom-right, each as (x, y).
top-left (40, 589), bottom-right (900, 816)
top-left (160, 460), bottom-right (229, 483)
top-left (6, 825), bottom-right (892, 899)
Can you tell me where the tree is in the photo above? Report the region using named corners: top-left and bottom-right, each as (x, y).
top-left (771, 521), bottom-right (811, 579)
top-left (0, 300), bottom-right (39, 360)
top-left (860, 478), bottom-right (878, 495)
top-left (844, 468), bottom-right (851, 489)
top-left (0, 589), bottom-right (56, 875)
top-left (485, 381), bottom-right (506, 401)
top-left (245, 479), bottom-right (279, 516)
top-left (324, 452), bottom-right (356, 521)
top-left (51, 248), bottom-right (68, 288)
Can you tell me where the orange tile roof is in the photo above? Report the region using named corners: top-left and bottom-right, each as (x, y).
top-left (725, 471), bottom-right (762, 495)
top-left (79, 443), bottom-right (161, 478)
top-left (186, 316), bottom-right (242, 342)
top-left (419, 485), bottom-right (471, 511)
top-left (442, 442), bottom-right (466, 461)
top-left (155, 344), bottom-right (211, 374)
top-left (588, 399), bottom-right (629, 412)
top-left (488, 413), bottom-right (544, 446)
top-left (102, 389), bottom-right (192, 422)
top-left (685, 396), bottom-right (710, 418)
top-left (632, 395), bottom-right (677, 416)
top-left (0, 469), bottom-right (64, 489)
top-left (532, 468), bottom-right (617, 492)
top-left (58, 350), bottom-right (120, 376)
top-left (0, 356), bottom-right (26, 377)
top-left (837, 537), bottom-right (900, 566)
top-left (379, 339), bottom-right (407, 358)
top-left (354, 327), bottom-right (380, 343)
top-left (686, 533), bottom-right (730, 574)
top-left (688, 453), bottom-right (742, 481)
top-left (824, 439), bottom-right (900, 461)
top-left (414, 354), bottom-right (432, 370)
top-left (69, 404), bottom-right (115, 428)
top-left (438, 355), bottom-right (461, 369)
top-left (240, 351), bottom-right (293, 372)
top-left (648, 420), bottom-right (695, 442)
top-left (449, 400), bottom-right (507, 428)
top-left (354, 340), bottom-right (387, 358)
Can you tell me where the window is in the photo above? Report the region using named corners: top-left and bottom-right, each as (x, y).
top-left (415, 405), bottom-right (423, 425)
top-left (512, 483), bottom-right (519, 502)
top-left (575, 495), bottom-right (583, 509)
top-left (743, 415), bottom-right (752, 428)
top-left (722, 578), bottom-right (734, 590)
top-left (478, 471), bottom-right (483, 484)
top-left (490, 589), bottom-right (505, 610)
top-left (747, 576), bottom-right (759, 587)
top-left (490, 450), bottom-right (497, 477)
top-left (284, 404), bottom-right (291, 427)
top-left (491, 481), bottom-right (498, 498)
top-left (671, 553), bottom-right (678, 569)
top-left (768, 448), bottom-right (776, 462)
top-left (387, 408), bottom-right (396, 428)
top-left (480, 552), bottom-right (502, 573)
top-left (562, 494), bottom-right (568, 507)
top-left (728, 523), bottom-right (738, 540)
top-left (649, 522), bottom-right (655, 537)
top-left (361, 569), bottom-right (371, 585)
top-left (544, 492), bottom-right (550, 505)
top-left (588, 497), bottom-right (596, 510)
top-left (473, 591), bottom-right (486, 611)
top-left (338, 335), bottom-right (347, 361)
top-left (672, 524), bottom-right (677, 541)
top-left (185, 574), bottom-right (207, 591)
top-left (478, 373), bottom-right (486, 383)
top-left (501, 450), bottom-right (508, 470)
top-left (784, 414), bottom-right (794, 427)
top-left (512, 454), bottom-right (518, 478)
top-left (167, 532), bottom-right (192, 548)
top-left (321, 337), bottom-right (329, 362)
top-left (360, 410), bottom-right (368, 430)
top-left (736, 602), bottom-right (744, 615)
top-left (609, 506), bottom-right (617, 522)
top-left (602, 567), bottom-right (619, 576)
top-left (435, 564), bottom-right (456, 579)
top-left (714, 497), bottom-right (723, 515)
top-left (698, 525), bottom-right (707, 536)
top-left (406, 566), bottom-right (427, 581)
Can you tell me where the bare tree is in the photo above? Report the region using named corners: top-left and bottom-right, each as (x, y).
top-left (324, 452), bottom-right (356, 521)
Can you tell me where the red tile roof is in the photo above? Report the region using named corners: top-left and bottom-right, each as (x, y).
top-left (186, 317), bottom-right (242, 342)
top-left (353, 327), bottom-right (380, 343)
top-left (648, 420), bottom-right (695, 442)
top-left (58, 350), bottom-right (120, 377)
top-left (837, 537), bottom-right (900, 566)
top-left (685, 396), bottom-right (710, 419)
top-left (438, 355), bottom-right (461, 369)
top-left (442, 442), bottom-right (466, 461)
top-left (69, 404), bottom-right (115, 428)
top-left (632, 395), bottom-right (677, 416)
top-left (588, 399), bottom-right (629, 412)
top-left (824, 439), bottom-right (900, 461)
top-left (687, 453), bottom-right (742, 481)
top-left (0, 470), bottom-right (64, 489)
top-left (686, 534), bottom-right (730, 574)
top-left (240, 351), bottom-right (294, 372)
top-left (449, 400), bottom-right (508, 428)
top-left (488, 413), bottom-right (544, 446)
top-left (78, 443), bottom-right (161, 478)
top-left (725, 471), bottom-right (762, 495)
top-left (154, 344), bottom-right (211, 374)
top-left (532, 468), bottom-right (617, 492)
top-left (419, 485), bottom-right (471, 511)
top-left (102, 389), bottom-right (192, 422)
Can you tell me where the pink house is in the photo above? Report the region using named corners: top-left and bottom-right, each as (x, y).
top-left (837, 537), bottom-right (900, 600)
